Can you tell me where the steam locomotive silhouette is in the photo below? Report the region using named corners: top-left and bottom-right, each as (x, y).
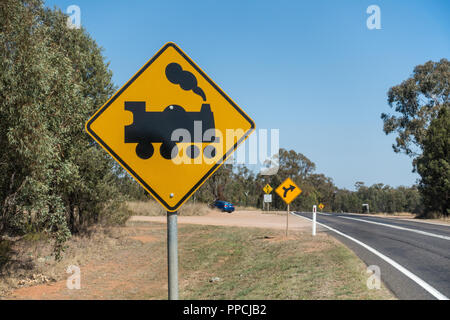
top-left (124, 101), bottom-right (217, 160)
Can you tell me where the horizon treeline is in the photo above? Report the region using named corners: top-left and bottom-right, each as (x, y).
top-left (121, 148), bottom-right (424, 215)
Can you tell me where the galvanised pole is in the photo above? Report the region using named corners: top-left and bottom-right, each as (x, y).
top-left (167, 211), bottom-right (179, 300)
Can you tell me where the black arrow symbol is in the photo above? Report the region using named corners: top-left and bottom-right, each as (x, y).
top-left (282, 185), bottom-right (296, 198)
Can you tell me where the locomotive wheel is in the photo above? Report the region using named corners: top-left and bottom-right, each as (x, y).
top-left (160, 142), bottom-right (178, 160)
top-left (136, 142), bottom-right (154, 159)
top-left (204, 145), bottom-right (216, 159)
top-left (186, 145), bottom-right (200, 159)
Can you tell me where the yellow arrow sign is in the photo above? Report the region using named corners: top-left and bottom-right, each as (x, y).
top-left (275, 178), bottom-right (302, 204)
top-left (263, 184), bottom-right (273, 194)
top-left (85, 43), bottom-right (255, 212)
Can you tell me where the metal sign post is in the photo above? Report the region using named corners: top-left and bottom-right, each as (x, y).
top-left (167, 211), bottom-right (179, 300)
top-left (312, 205), bottom-right (317, 236)
top-left (275, 178), bottom-right (302, 237)
top-left (286, 204), bottom-right (290, 237)
top-left (264, 194), bottom-right (272, 212)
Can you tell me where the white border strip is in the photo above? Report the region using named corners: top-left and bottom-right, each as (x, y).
top-left (340, 216), bottom-right (450, 241)
top-left (292, 212), bottom-right (449, 300)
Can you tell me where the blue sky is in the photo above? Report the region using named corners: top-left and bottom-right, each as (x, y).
top-left (45, 0), bottom-right (450, 190)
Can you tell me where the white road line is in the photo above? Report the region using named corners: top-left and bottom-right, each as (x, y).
top-left (340, 212), bottom-right (450, 227)
top-left (291, 212), bottom-right (449, 300)
top-left (340, 216), bottom-right (450, 241)
top-left (318, 212), bottom-right (332, 216)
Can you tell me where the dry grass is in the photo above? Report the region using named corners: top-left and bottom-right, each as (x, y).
top-left (235, 206), bottom-right (260, 211)
top-left (412, 212), bottom-right (450, 224)
top-left (415, 216), bottom-right (450, 225)
top-left (368, 212), bottom-right (416, 217)
top-left (126, 200), bottom-right (213, 216)
top-left (357, 212), bottom-right (450, 225)
top-left (261, 210), bottom-right (288, 216)
top-left (434, 217), bottom-right (449, 224)
top-left (126, 200), bottom-right (166, 216)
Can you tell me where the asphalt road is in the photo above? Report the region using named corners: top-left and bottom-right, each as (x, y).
top-left (292, 212), bottom-right (450, 300)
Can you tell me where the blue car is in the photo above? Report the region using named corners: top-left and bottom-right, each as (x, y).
top-left (212, 200), bottom-right (235, 213)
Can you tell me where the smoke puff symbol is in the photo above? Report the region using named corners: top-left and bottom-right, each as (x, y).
top-left (165, 63), bottom-right (206, 101)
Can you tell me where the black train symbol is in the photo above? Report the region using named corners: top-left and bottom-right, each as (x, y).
top-left (124, 102), bottom-right (217, 160)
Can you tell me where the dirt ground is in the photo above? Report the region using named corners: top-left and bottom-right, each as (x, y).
top-left (129, 210), bottom-right (317, 231)
top-left (4, 224), bottom-right (168, 300)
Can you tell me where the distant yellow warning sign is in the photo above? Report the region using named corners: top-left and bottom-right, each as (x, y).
top-left (319, 203), bottom-right (325, 210)
top-left (85, 43), bottom-right (255, 212)
top-left (263, 184), bottom-right (273, 194)
top-left (275, 178), bottom-right (302, 204)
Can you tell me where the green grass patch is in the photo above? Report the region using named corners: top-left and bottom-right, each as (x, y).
top-left (177, 225), bottom-right (394, 300)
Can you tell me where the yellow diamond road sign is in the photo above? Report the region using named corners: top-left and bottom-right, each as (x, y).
top-left (263, 184), bottom-right (273, 194)
top-left (86, 42), bottom-right (255, 212)
top-left (275, 178), bottom-right (302, 204)
top-left (319, 203), bottom-right (324, 210)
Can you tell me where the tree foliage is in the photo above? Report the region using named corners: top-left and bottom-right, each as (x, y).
top-left (416, 107), bottom-right (449, 216)
top-left (381, 59), bottom-right (449, 216)
top-left (0, 0), bottom-right (123, 257)
top-left (332, 182), bottom-right (422, 214)
top-left (381, 58), bottom-right (449, 157)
